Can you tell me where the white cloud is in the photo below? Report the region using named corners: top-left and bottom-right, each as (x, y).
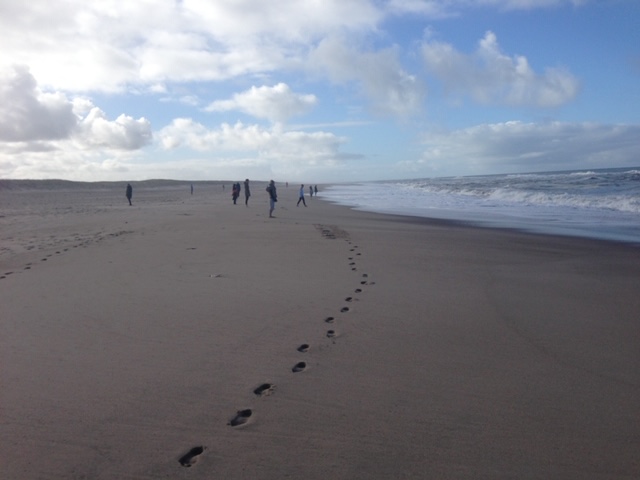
top-left (403, 121), bottom-right (640, 176)
top-left (309, 36), bottom-right (425, 118)
top-left (422, 31), bottom-right (579, 107)
top-left (0, 66), bottom-right (152, 152)
top-left (205, 83), bottom-right (318, 123)
top-left (0, 66), bottom-right (77, 142)
top-left (157, 119), bottom-right (348, 170)
top-left (0, 1), bottom-right (383, 93)
top-left (77, 108), bottom-right (153, 150)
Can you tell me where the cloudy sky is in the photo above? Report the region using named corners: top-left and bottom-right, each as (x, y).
top-left (1, 0), bottom-right (638, 182)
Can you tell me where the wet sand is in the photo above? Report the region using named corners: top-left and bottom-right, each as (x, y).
top-left (1, 182), bottom-right (639, 479)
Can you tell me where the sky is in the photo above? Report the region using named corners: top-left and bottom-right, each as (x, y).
top-left (1, 0), bottom-right (639, 183)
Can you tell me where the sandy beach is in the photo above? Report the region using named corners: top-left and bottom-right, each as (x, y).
top-left (1, 181), bottom-right (639, 479)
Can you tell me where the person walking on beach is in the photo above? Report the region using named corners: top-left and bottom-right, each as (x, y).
top-left (244, 179), bottom-right (251, 206)
top-left (297, 184), bottom-right (307, 207)
top-left (125, 183), bottom-right (133, 206)
top-left (266, 180), bottom-right (277, 217)
top-left (314, 185), bottom-right (318, 195)
top-left (309, 185), bottom-right (313, 197)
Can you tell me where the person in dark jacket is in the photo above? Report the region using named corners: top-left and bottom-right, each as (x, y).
top-left (244, 179), bottom-right (251, 206)
top-left (266, 180), bottom-right (277, 218)
top-left (126, 183), bottom-right (133, 206)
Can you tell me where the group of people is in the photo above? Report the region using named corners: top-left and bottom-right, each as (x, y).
top-left (231, 179), bottom-right (251, 205)
top-left (297, 184), bottom-right (319, 207)
top-left (266, 181), bottom-right (319, 217)
top-left (124, 180), bottom-right (317, 219)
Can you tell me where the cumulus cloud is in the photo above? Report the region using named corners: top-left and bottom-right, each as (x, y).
top-left (0, 66), bottom-right (152, 152)
top-left (0, 1), bottom-right (383, 93)
top-left (0, 66), bottom-right (77, 142)
top-left (77, 108), bottom-right (153, 150)
top-left (422, 31), bottom-right (580, 107)
top-left (205, 83), bottom-right (318, 123)
top-left (404, 121), bottom-right (640, 176)
top-left (309, 36), bottom-right (425, 118)
top-left (158, 118), bottom-right (347, 166)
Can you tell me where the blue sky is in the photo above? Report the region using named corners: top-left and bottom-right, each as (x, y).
top-left (1, 0), bottom-right (638, 182)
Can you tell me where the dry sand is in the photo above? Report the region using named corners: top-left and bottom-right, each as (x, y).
top-left (1, 182), bottom-right (639, 479)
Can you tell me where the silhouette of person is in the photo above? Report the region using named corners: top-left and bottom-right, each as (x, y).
top-left (267, 180), bottom-right (277, 217)
top-left (314, 185), bottom-right (318, 195)
top-left (244, 179), bottom-right (251, 206)
top-left (309, 185), bottom-right (313, 197)
top-left (297, 184), bottom-right (307, 207)
top-left (126, 183), bottom-right (133, 206)
top-left (232, 182), bottom-right (240, 204)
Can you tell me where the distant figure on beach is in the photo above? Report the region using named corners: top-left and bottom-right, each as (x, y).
top-left (266, 180), bottom-right (277, 218)
top-left (297, 184), bottom-right (307, 207)
top-left (286, 182), bottom-right (288, 188)
top-left (232, 182), bottom-right (241, 204)
top-left (314, 185), bottom-right (318, 195)
top-left (125, 183), bottom-right (133, 206)
top-left (244, 179), bottom-right (251, 206)
top-left (190, 183), bottom-right (193, 195)
top-left (309, 185), bottom-right (313, 197)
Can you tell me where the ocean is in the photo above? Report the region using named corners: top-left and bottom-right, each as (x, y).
top-left (320, 167), bottom-right (640, 246)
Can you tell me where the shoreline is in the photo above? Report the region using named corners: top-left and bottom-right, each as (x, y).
top-left (1, 184), bottom-right (639, 478)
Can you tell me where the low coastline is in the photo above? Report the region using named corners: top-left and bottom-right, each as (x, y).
top-left (1, 182), bottom-right (639, 479)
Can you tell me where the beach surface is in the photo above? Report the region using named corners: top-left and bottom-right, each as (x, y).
top-left (1, 181), bottom-right (639, 479)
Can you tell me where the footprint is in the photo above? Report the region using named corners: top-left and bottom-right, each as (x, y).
top-left (340, 307), bottom-right (350, 313)
top-left (362, 273), bottom-right (368, 278)
top-left (254, 383), bottom-right (275, 396)
top-left (179, 446), bottom-right (206, 467)
top-left (326, 330), bottom-right (336, 338)
top-left (292, 362), bottom-right (307, 373)
top-left (355, 289), bottom-right (362, 293)
top-left (229, 409), bottom-right (253, 427)
top-left (325, 316), bottom-right (335, 324)
top-left (345, 297), bottom-right (353, 302)
top-left (297, 344), bottom-right (310, 352)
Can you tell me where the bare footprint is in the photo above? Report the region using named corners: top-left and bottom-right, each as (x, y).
top-left (340, 307), bottom-right (350, 313)
top-left (229, 409), bottom-right (253, 427)
top-left (297, 344), bottom-right (310, 352)
top-left (325, 316), bottom-right (335, 323)
top-left (254, 383), bottom-right (275, 396)
top-left (179, 446), bottom-right (206, 467)
top-left (326, 330), bottom-right (336, 338)
top-left (292, 362), bottom-right (307, 373)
